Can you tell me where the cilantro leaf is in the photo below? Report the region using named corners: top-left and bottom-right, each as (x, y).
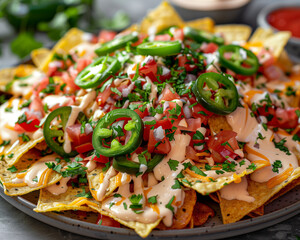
top-left (167, 159), bottom-right (179, 171)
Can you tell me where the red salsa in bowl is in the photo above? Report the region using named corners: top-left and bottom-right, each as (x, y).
top-left (267, 7), bottom-right (300, 39)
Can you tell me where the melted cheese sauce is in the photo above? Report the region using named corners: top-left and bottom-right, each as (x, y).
top-left (227, 107), bottom-right (299, 183)
top-left (220, 176), bottom-right (255, 202)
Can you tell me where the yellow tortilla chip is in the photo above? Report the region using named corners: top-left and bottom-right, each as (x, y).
top-left (0, 65), bottom-right (36, 92)
top-left (264, 31), bottom-right (291, 58)
top-left (208, 115), bottom-right (232, 133)
top-left (185, 17), bottom-right (215, 33)
top-left (87, 165), bottom-right (120, 200)
top-left (40, 28), bottom-right (85, 73)
top-left (35, 186), bottom-right (98, 212)
top-left (2, 136), bottom-right (44, 166)
top-left (140, 1), bottom-right (184, 34)
top-left (214, 24), bottom-right (252, 43)
top-left (181, 161), bottom-right (266, 195)
top-left (218, 167), bottom-right (300, 224)
top-left (31, 48), bottom-right (51, 70)
top-left (249, 27), bottom-right (273, 43)
top-left (89, 204), bottom-right (161, 238)
top-left (0, 151), bottom-right (62, 196)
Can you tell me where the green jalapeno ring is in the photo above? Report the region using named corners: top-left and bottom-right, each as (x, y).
top-left (75, 56), bottom-right (121, 89)
top-left (192, 72), bottom-right (239, 115)
top-left (113, 154), bottom-right (164, 174)
top-left (183, 26), bottom-right (224, 46)
top-left (95, 32), bottom-right (139, 56)
top-left (43, 106), bottom-right (78, 158)
top-left (136, 41), bottom-right (182, 56)
top-left (92, 109), bottom-right (143, 157)
top-left (218, 44), bottom-right (259, 76)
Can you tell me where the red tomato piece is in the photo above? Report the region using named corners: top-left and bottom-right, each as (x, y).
top-left (134, 105), bottom-right (149, 119)
top-left (202, 42), bottom-right (219, 54)
top-left (132, 33), bottom-right (148, 47)
top-left (98, 30), bottom-right (117, 43)
top-left (275, 107), bottom-right (299, 129)
top-left (15, 112), bottom-right (40, 132)
top-left (172, 28), bottom-right (184, 41)
top-left (177, 54), bottom-right (197, 72)
top-left (143, 118), bottom-right (172, 141)
top-left (159, 88), bottom-right (180, 102)
top-left (148, 129), bottom-right (171, 154)
top-left (178, 118), bottom-right (202, 132)
top-left (96, 87), bottom-right (112, 106)
top-left (139, 56), bottom-right (157, 77)
top-left (96, 214), bottom-right (120, 227)
top-left (154, 34), bottom-right (172, 41)
top-left (84, 154), bottom-right (109, 164)
top-left (66, 124), bottom-right (93, 147)
top-left (75, 142), bottom-right (94, 154)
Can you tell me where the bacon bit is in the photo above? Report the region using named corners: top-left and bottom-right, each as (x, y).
top-left (267, 164), bottom-right (293, 189)
top-left (196, 152), bottom-right (211, 157)
top-left (4, 182), bottom-right (27, 187)
top-left (115, 196), bottom-right (126, 206)
top-left (243, 90), bottom-right (264, 105)
top-left (185, 168), bottom-right (212, 182)
top-left (244, 144), bottom-right (270, 163)
top-left (269, 134), bottom-right (274, 142)
top-left (99, 172), bottom-right (104, 184)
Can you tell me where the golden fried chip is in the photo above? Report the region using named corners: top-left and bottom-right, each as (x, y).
top-left (185, 17), bottom-right (215, 33)
top-left (0, 151), bottom-right (62, 196)
top-left (264, 31), bottom-right (291, 58)
top-left (218, 167), bottom-right (300, 224)
top-left (249, 27), bottom-right (273, 43)
top-left (2, 136), bottom-right (44, 166)
top-left (192, 202), bottom-right (215, 226)
top-left (35, 186), bottom-right (99, 213)
top-left (247, 205), bottom-right (264, 217)
top-left (214, 24), bottom-right (252, 43)
top-left (31, 48), bottom-right (51, 70)
top-left (89, 204), bottom-right (161, 238)
top-left (40, 28), bottom-right (85, 73)
top-left (156, 189), bottom-right (197, 230)
top-left (140, 1), bottom-right (184, 34)
top-left (208, 115), bottom-right (232, 133)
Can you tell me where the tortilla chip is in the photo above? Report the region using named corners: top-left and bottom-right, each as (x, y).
top-left (0, 151), bottom-right (62, 196)
top-left (89, 204), bottom-right (161, 238)
top-left (40, 28), bottom-right (85, 73)
top-left (185, 17), bottom-right (215, 33)
top-left (87, 165), bottom-right (120, 200)
top-left (31, 48), bottom-right (51, 70)
top-left (192, 202), bottom-right (215, 226)
top-left (247, 205), bottom-right (264, 217)
top-left (218, 167), bottom-right (300, 224)
top-left (249, 27), bottom-right (273, 43)
top-left (180, 161), bottom-right (266, 195)
top-left (214, 24), bottom-right (252, 44)
top-left (156, 189), bottom-right (197, 230)
top-left (0, 65), bottom-right (36, 92)
top-left (209, 193), bottom-right (219, 203)
top-left (264, 31), bottom-right (291, 58)
top-left (208, 115), bottom-right (232, 133)
top-left (34, 186), bottom-right (98, 212)
top-left (2, 136), bottom-right (44, 166)
top-left (140, 1), bottom-right (184, 35)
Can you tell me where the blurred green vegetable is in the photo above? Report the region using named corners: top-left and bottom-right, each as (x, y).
top-left (10, 32), bottom-right (43, 59)
top-left (99, 11), bottom-right (130, 31)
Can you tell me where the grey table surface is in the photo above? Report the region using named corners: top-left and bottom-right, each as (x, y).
top-left (0, 0), bottom-right (299, 239)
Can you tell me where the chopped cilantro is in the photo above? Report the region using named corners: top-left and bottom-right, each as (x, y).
top-left (165, 196), bottom-right (175, 213)
top-left (7, 165), bottom-right (17, 173)
top-left (75, 189), bottom-right (93, 198)
top-left (171, 180), bottom-right (182, 189)
top-left (272, 160), bottom-right (282, 173)
top-left (0, 140), bottom-right (10, 147)
top-left (167, 159), bottom-right (179, 171)
top-left (190, 165), bottom-right (207, 176)
top-left (273, 138), bottom-right (291, 155)
top-left (148, 195), bottom-right (157, 204)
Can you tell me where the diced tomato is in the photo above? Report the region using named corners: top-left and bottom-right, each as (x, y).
top-left (132, 33), bottom-right (148, 47)
top-left (158, 65), bottom-right (172, 81)
top-left (48, 60), bottom-right (64, 77)
top-left (207, 130), bottom-right (239, 162)
top-left (185, 145), bottom-right (199, 161)
top-left (148, 129), bottom-right (171, 154)
top-left (178, 118), bottom-right (202, 132)
top-left (201, 42), bottom-right (219, 54)
top-left (275, 107), bottom-right (299, 129)
top-left (257, 105), bottom-right (278, 127)
top-left (84, 154), bottom-right (109, 164)
top-left (76, 58), bottom-right (93, 72)
top-left (159, 88), bottom-right (180, 102)
top-left (66, 124), bottom-right (92, 147)
top-left (257, 48), bottom-right (275, 68)
top-left (154, 34), bottom-right (171, 41)
top-left (98, 30), bottom-right (117, 43)
top-left (139, 56), bottom-right (157, 78)
top-left (96, 214), bottom-right (120, 227)
top-left (189, 97), bottom-right (213, 124)
top-left (29, 97), bottom-right (44, 114)
top-left (75, 142), bottom-right (94, 153)
top-left (177, 54), bottom-right (197, 72)
top-left (15, 112), bottom-right (40, 132)
top-left (172, 28), bottom-right (184, 41)
top-left (143, 118), bottom-right (172, 141)
top-left (97, 86), bottom-right (112, 106)
top-left (134, 105), bottom-right (149, 119)
top-left (263, 65), bottom-right (284, 81)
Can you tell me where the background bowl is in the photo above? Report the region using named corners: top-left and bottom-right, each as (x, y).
top-left (257, 0), bottom-right (300, 63)
top-left (170, 0), bottom-right (251, 24)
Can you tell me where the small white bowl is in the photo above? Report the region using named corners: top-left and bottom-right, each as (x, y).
top-left (257, 0), bottom-right (300, 63)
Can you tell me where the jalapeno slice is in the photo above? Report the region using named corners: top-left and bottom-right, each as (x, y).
top-left (136, 41), bottom-right (182, 56)
top-left (75, 56), bottom-right (121, 89)
top-left (183, 26), bottom-right (224, 45)
top-left (95, 32), bottom-right (139, 56)
top-left (218, 45), bottom-right (259, 76)
top-left (43, 106), bottom-right (78, 157)
top-left (92, 109), bottom-right (143, 157)
top-left (192, 72), bottom-right (238, 115)
top-left (113, 154), bottom-right (164, 174)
